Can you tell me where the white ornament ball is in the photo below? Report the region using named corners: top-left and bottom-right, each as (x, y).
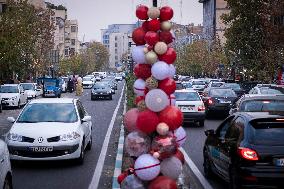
top-left (121, 174), bottom-right (145, 189)
top-left (156, 123), bottom-right (169, 136)
top-left (134, 154), bottom-right (160, 181)
top-left (154, 42), bottom-right (168, 55)
top-left (161, 21), bottom-right (172, 31)
top-left (143, 47), bottom-right (149, 54)
top-left (133, 79), bottom-right (146, 96)
top-left (145, 51), bottom-right (158, 65)
top-left (169, 94), bottom-right (176, 106)
top-left (153, 152), bottom-right (160, 159)
top-left (172, 126), bottom-right (187, 147)
top-left (168, 64), bottom-right (176, 78)
top-left (147, 7), bottom-right (160, 19)
top-left (151, 61), bottom-right (170, 80)
top-left (132, 45), bottom-right (146, 63)
top-left (160, 156), bottom-right (183, 180)
top-left (145, 89), bottom-right (169, 112)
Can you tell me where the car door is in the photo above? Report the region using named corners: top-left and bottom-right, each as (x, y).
top-left (76, 101), bottom-right (91, 140)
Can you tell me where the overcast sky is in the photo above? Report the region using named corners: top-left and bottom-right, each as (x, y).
top-left (46, 0), bottom-right (203, 42)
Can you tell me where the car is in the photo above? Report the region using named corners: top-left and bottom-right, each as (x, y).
top-left (203, 112), bottom-right (284, 188)
top-left (21, 83), bottom-right (42, 99)
top-left (191, 79), bottom-right (206, 95)
top-left (248, 84), bottom-right (284, 95)
top-left (91, 82), bottom-right (113, 100)
top-left (59, 78), bottom-right (68, 93)
top-left (103, 78), bottom-right (117, 91)
top-left (115, 74), bottom-right (123, 81)
top-left (202, 87), bottom-right (238, 117)
top-left (0, 139), bottom-right (13, 189)
top-left (82, 77), bottom-right (95, 89)
top-left (229, 94), bottom-right (284, 114)
top-left (0, 84), bottom-right (28, 108)
top-left (175, 89), bottom-right (205, 126)
top-left (222, 83), bottom-right (245, 97)
top-left (176, 81), bottom-right (185, 90)
top-left (206, 81), bottom-right (225, 88)
top-left (182, 82), bottom-right (193, 89)
top-left (40, 78), bottom-right (62, 98)
top-left (5, 98), bottom-right (92, 164)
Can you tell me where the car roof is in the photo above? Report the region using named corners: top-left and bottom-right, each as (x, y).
top-left (175, 89), bottom-right (197, 92)
top-left (234, 112), bottom-right (284, 121)
top-left (2, 84), bottom-right (19, 86)
top-left (29, 98), bottom-right (76, 104)
top-left (241, 94), bottom-right (284, 101)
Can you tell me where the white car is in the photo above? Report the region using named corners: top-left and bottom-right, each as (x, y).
top-left (6, 98), bottom-right (92, 164)
top-left (0, 84), bottom-right (28, 108)
top-left (82, 77), bottom-right (95, 89)
top-left (21, 83), bottom-right (42, 99)
top-left (0, 139), bottom-right (12, 189)
top-left (175, 89), bottom-right (206, 126)
top-left (115, 75), bottom-right (123, 81)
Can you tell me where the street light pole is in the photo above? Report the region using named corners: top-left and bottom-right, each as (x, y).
top-left (153, 0), bottom-right (157, 7)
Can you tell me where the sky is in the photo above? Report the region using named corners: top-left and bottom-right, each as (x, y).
top-left (45, 0), bottom-right (203, 42)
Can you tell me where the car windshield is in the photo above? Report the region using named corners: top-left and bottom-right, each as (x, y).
top-left (0, 86), bottom-right (19, 93)
top-left (21, 84), bottom-right (35, 90)
top-left (44, 81), bottom-right (56, 87)
top-left (260, 88), bottom-right (284, 94)
top-left (175, 92), bottom-right (200, 101)
top-left (83, 77), bottom-right (92, 81)
top-left (192, 81), bottom-right (205, 85)
top-left (240, 100), bottom-right (284, 112)
top-left (223, 83), bottom-right (241, 90)
top-left (210, 89), bottom-right (236, 97)
top-left (93, 83), bottom-right (108, 89)
top-left (17, 103), bottom-right (78, 123)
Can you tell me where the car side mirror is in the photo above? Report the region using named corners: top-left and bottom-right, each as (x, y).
top-left (7, 117), bottom-right (16, 123)
top-left (205, 129), bottom-right (215, 136)
top-left (82, 115), bottom-right (91, 122)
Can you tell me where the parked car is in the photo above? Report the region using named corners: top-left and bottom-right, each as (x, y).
top-left (202, 87), bottom-right (238, 117)
top-left (0, 84), bottom-right (28, 108)
top-left (175, 89), bottom-right (205, 126)
top-left (222, 83), bottom-right (245, 97)
top-left (21, 83), bottom-right (42, 99)
top-left (6, 98), bottom-right (92, 164)
top-left (91, 82), bottom-right (113, 100)
top-left (0, 139), bottom-right (12, 189)
top-left (203, 112), bottom-right (284, 188)
top-left (82, 77), bottom-right (95, 89)
top-left (229, 94), bottom-right (284, 114)
top-left (40, 78), bottom-right (62, 98)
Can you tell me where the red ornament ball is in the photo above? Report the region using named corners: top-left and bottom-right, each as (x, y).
top-left (144, 87), bottom-right (150, 95)
top-left (136, 5), bottom-right (149, 20)
top-left (145, 31), bottom-right (159, 46)
top-left (148, 19), bottom-right (161, 32)
top-left (174, 149), bottom-right (185, 165)
top-left (159, 31), bottom-right (173, 44)
top-left (159, 6), bottom-right (174, 21)
top-left (134, 63), bottom-right (152, 80)
top-left (142, 21), bottom-right (149, 31)
top-left (135, 96), bottom-right (145, 105)
top-left (117, 172), bottom-right (128, 184)
top-left (136, 110), bottom-right (159, 134)
top-left (159, 106), bottom-right (183, 131)
top-left (148, 176), bottom-right (178, 189)
top-left (158, 78), bottom-right (176, 95)
top-left (132, 27), bottom-right (146, 45)
top-left (158, 48), bottom-right (177, 64)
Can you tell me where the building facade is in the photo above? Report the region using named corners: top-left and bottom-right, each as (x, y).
top-left (64, 19), bottom-right (80, 57)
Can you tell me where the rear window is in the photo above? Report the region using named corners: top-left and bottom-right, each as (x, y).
top-left (192, 81), bottom-right (205, 85)
top-left (249, 119), bottom-right (284, 146)
top-left (175, 92), bottom-right (200, 101)
top-left (210, 89), bottom-right (237, 97)
top-left (240, 100), bottom-right (284, 112)
top-left (223, 83), bottom-right (241, 90)
top-left (260, 88), bottom-right (284, 95)
top-left (211, 82), bottom-right (224, 87)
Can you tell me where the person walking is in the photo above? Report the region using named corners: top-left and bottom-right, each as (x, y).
top-left (67, 78), bottom-right (74, 93)
top-left (76, 75), bottom-right (83, 96)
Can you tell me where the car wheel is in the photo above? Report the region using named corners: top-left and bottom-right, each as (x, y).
top-left (3, 174), bottom-right (13, 189)
top-left (86, 134), bottom-right (92, 151)
top-left (199, 120), bottom-right (205, 127)
top-left (203, 149), bottom-right (214, 178)
top-left (75, 139), bottom-right (85, 165)
top-left (229, 166), bottom-right (240, 189)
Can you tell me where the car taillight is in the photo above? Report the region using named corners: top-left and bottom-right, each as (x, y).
top-left (238, 147), bottom-right (259, 161)
top-left (208, 98), bottom-right (213, 105)
top-left (198, 106), bottom-right (205, 111)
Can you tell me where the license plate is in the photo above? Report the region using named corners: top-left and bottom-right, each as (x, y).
top-left (220, 100), bottom-right (231, 103)
top-left (275, 158), bottom-right (284, 166)
top-left (29, 146), bottom-right (53, 152)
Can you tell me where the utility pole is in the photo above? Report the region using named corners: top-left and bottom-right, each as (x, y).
top-left (153, 0), bottom-right (157, 7)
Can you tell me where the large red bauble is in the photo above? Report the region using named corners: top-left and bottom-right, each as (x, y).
top-left (136, 5), bottom-right (149, 20)
top-left (159, 106), bottom-right (183, 131)
top-left (135, 96), bottom-right (145, 105)
top-left (132, 27), bottom-right (146, 45)
top-left (142, 21), bottom-right (149, 31)
top-left (117, 172), bottom-right (128, 184)
top-left (174, 149), bottom-right (185, 165)
top-left (159, 31), bottom-right (173, 44)
top-left (145, 31), bottom-right (159, 46)
top-left (148, 176), bottom-right (177, 189)
top-left (148, 19), bottom-right (161, 32)
top-left (159, 6), bottom-right (174, 21)
top-left (158, 48), bottom-right (177, 64)
top-left (158, 78), bottom-right (176, 95)
top-left (134, 63), bottom-right (152, 80)
top-left (136, 110), bottom-right (159, 134)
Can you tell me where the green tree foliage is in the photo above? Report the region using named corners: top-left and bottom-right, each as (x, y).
top-left (0, 0), bottom-right (55, 80)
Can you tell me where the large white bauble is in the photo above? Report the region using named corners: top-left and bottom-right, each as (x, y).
top-left (154, 42), bottom-right (168, 55)
top-left (168, 64), bottom-right (176, 78)
top-left (145, 51), bottom-right (158, 65)
top-left (156, 122), bottom-right (169, 136)
top-left (147, 7), bottom-right (160, 19)
top-left (133, 79), bottom-right (146, 96)
top-left (134, 154), bottom-right (160, 181)
top-left (172, 126), bottom-right (187, 147)
top-left (161, 21), bottom-right (172, 31)
top-left (151, 61), bottom-right (170, 80)
top-left (169, 93), bottom-right (176, 106)
top-left (121, 174), bottom-right (145, 189)
top-left (132, 45), bottom-right (146, 63)
top-left (145, 89), bottom-right (169, 112)
top-left (160, 156), bottom-right (183, 180)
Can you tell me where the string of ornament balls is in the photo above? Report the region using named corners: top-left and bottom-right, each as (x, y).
top-left (119, 4), bottom-right (188, 189)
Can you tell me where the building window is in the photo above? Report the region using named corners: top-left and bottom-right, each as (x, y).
top-left (115, 49), bottom-right (118, 53)
top-left (115, 36), bottom-right (118, 41)
top-left (70, 48), bottom-right (75, 56)
top-left (115, 43), bottom-right (118, 47)
top-left (115, 56), bottom-right (118, 60)
top-left (71, 39), bottom-right (76, 46)
top-left (0, 4), bottom-right (7, 13)
top-left (65, 48), bottom-right (69, 56)
top-left (71, 26), bottom-right (77, 32)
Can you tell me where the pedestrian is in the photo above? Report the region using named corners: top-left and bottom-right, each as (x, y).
top-left (76, 75), bottom-right (83, 96)
top-left (67, 78), bottom-right (74, 93)
top-left (72, 75), bottom-right (77, 91)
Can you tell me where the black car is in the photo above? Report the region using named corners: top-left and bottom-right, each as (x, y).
top-left (202, 87), bottom-right (238, 117)
top-left (203, 112), bottom-right (284, 188)
top-left (222, 83), bottom-right (245, 97)
top-left (91, 83), bottom-right (113, 100)
top-left (103, 78), bottom-right (117, 90)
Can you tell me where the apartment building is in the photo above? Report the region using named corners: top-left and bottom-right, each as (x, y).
top-left (64, 19), bottom-right (80, 57)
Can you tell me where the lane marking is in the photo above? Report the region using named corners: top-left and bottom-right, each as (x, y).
top-left (89, 83), bottom-right (125, 189)
top-left (111, 91), bottom-right (127, 189)
top-left (180, 148), bottom-right (213, 189)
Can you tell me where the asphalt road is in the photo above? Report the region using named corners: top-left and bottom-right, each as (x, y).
top-left (0, 81), bottom-right (125, 189)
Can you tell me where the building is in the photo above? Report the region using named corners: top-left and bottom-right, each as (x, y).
top-left (64, 19), bottom-right (80, 57)
top-left (199, 0), bottom-right (230, 44)
top-left (101, 24), bottom-right (136, 69)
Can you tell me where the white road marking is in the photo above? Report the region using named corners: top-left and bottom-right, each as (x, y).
top-left (88, 84), bottom-right (125, 189)
top-left (180, 147), bottom-right (213, 189)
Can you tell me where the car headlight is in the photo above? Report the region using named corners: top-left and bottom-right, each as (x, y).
top-left (60, 132), bottom-right (80, 141)
top-left (7, 133), bottom-right (23, 142)
top-left (10, 96), bottom-right (17, 101)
